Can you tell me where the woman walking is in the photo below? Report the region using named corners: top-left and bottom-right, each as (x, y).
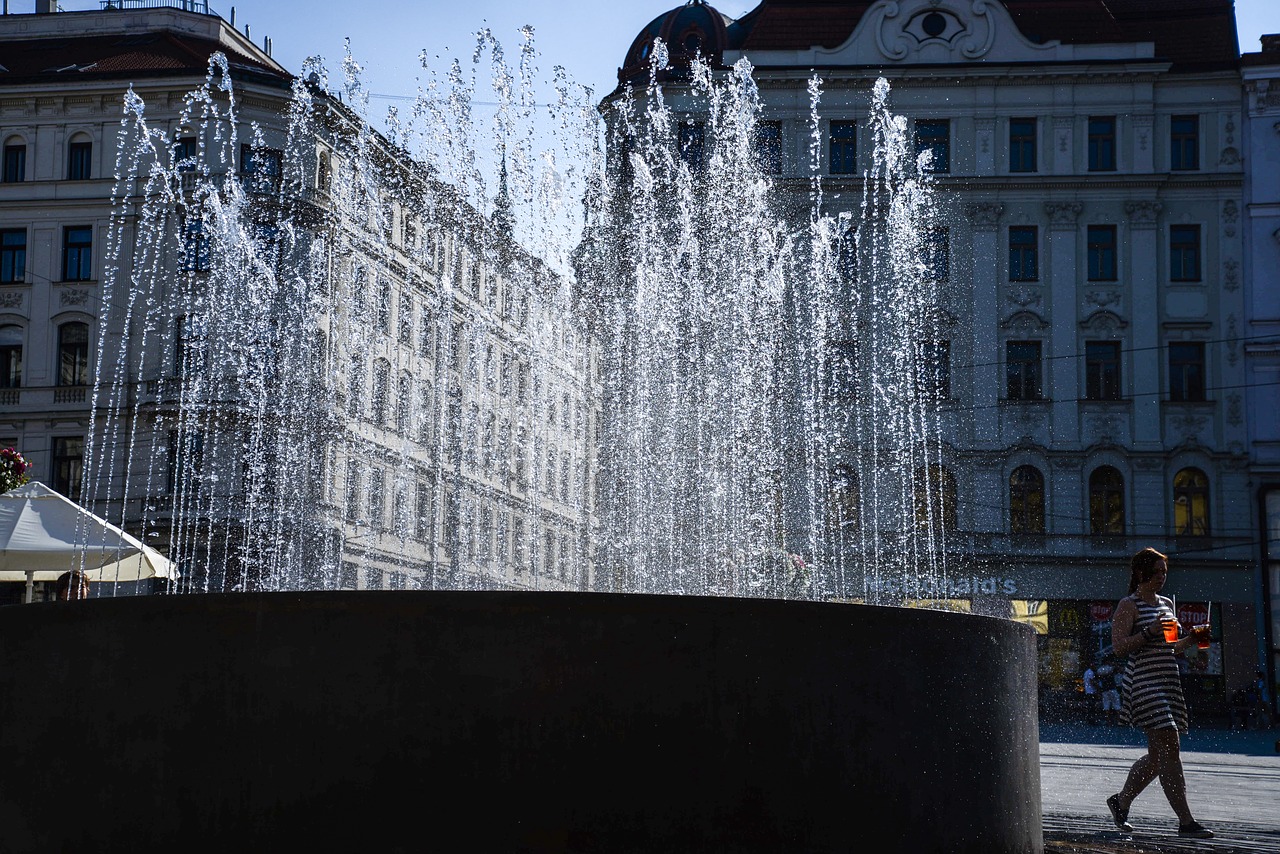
top-left (1105, 547), bottom-right (1213, 839)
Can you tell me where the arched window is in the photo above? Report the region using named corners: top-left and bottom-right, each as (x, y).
top-left (371, 358), bottom-right (390, 425)
top-left (1173, 468), bottom-right (1210, 537)
top-left (67, 133), bottom-right (92, 180)
top-left (0, 324), bottom-right (23, 388)
top-left (1089, 466), bottom-right (1125, 535)
top-left (915, 464), bottom-right (957, 531)
top-left (57, 322), bottom-right (89, 386)
top-left (1009, 465), bottom-right (1045, 534)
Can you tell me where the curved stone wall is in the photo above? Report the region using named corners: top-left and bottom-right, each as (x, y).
top-left (0, 591), bottom-right (1042, 852)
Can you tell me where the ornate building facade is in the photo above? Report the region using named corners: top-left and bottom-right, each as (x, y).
top-left (606, 0), bottom-right (1264, 716)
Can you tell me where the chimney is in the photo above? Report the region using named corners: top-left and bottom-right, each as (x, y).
top-left (35, 0), bottom-right (56, 13)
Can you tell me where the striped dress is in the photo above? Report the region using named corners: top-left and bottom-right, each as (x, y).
top-left (1118, 593), bottom-right (1188, 733)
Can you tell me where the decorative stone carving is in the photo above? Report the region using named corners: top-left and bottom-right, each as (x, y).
top-left (1171, 414), bottom-right (1206, 442)
top-left (1085, 290), bottom-right (1121, 308)
top-left (1226, 315), bottom-right (1239, 366)
top-left (1132, 458), bottom-right (1164, 471)
top-left (1079, 310), bottom-right (1127, 335)
top-left (1223, 258), bottom-right (1240, 292)
top-left (1053, 116), bottom-right (1072, 154)
top-left (59, 288), bottom-right (90, 307)
top-left (1044, 201), bottom-right (1082, 228)
top-left (876, 3), bottom-right (998, 61)
top-left (1000, 310), bottom-right (1050, 335)
top-left (1222, 200), bottom-right (1239, 237)
top-left (1133, 114), bottom-right (1153, 152)
top-left (1006, 287), bottom-right (1041, 309)
top-left (964, 201), bottom-right (1005, 228)
top-left (1226, 394), bottom-right (1243, 427)
top-left (1124, 199), bottom-right (1162, 227)
top-left (1220, 115), bottom-right (1241, 165)
top-left (0, 291), bottom-right (23, 309)
top-left (1086, 413), bottom-right (1121, 444)
top-left (974, 117), bottom-right (994, 155)
top-left (1051, 455), bottom-right (1084, 470)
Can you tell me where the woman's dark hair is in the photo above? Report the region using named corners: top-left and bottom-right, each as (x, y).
top-left (55, 569), bottom-right (90, 600)
top-left (1128, 547), bottom-right (1168, 594)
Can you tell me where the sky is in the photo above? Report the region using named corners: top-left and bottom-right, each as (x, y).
top-left (36, 0), bottom-right (1279, 109)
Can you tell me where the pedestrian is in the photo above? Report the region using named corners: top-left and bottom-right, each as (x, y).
top-left (1104, 547), bottom-right (1213, 839)
top-left (54, 569), bottom-right (89, 601)
top-left (1083, 661), bottom-right (1098, 724)
top-left (1096, 659), bottom-right (1120, 726)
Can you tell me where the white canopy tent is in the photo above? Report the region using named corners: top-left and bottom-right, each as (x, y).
top-left (0, 481), bottom-right (177, 602)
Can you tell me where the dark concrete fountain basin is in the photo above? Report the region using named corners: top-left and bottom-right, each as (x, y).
top-left (0, 591), bottom-right (1042, 853)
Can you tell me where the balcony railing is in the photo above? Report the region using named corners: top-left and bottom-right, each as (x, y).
top-left (100, 0), bottom-right (216, 13)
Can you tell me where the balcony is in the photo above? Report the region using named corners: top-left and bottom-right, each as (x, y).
top-left (0, 384), bottom-right (90, 410)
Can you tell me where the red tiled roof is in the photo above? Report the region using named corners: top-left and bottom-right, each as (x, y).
top-left (722, 0), bottom-right (1239, 70)
top-left (0, 31), bottom-right (288, 84)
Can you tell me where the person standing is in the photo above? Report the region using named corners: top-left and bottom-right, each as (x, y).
top-left (1104, 548), bottom-right (1213, 839)
top-left (1096, 659), bottom-right (1120, 726)
top-left (54, 569), bottom-right (89, 601)
top-left (1083, 661), bottom-right (1099, 725)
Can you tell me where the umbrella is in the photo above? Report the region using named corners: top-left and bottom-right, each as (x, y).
top-left (0, 481), bottom-right (177, 602)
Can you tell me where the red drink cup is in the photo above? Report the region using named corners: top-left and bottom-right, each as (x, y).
top-left (1193, 624), bottom-right (1211, 649)
top-left (1162, 620), bottom-right (1179, 644)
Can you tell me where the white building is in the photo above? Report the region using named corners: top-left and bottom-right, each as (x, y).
top-left (0, 1), bottom-right (597, 599)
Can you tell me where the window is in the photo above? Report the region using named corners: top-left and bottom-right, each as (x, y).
top-left (167, 429), bottom-right (204, 493)
top-left (918, 340), bottom-right (950, 400)
top-left (1087, 225), bottom-right (1117, 281)
top-left (182, 217), bottom-right (210, 272)
top-left (754, 120), bottom-right (782, 174)
top-left (915, 120), bottom-right (950, 173)
top-left (67, 139), bottom-right (92, 180)
top-left (830, 120), bottom-right (857, 174)
top-left (1009, 466), bottom-right (1045, 535)
top-left (376, 278), bottom-right (392, 334)
top-left (828, 465), bottom-right (859, 533)
top-left (63, 226), bottom-right (93, 281)
top-left (368, 469), bottom-right (385, 529)
top-left (1168, 342), bottom-right (1206, 402)
top-left (1170, 115), bottom-right (1199, 171)
top-left (344, 459), bottom-right (361, 521)
top-left (1169, 225), bottom-right (1200, 282)
top-left (1085, 341), bottom-right (1122, 401)
top-left (1089, 466), bottom-right (1125, 535)
top-left (397, 372), bottom-right (413, 434)
top-left (924, 227), bottom-right (949, 281)
top-left (415, 482), bottom-right (434, 541)
top-left (825, 339), bottom-right (859, 399)
top-left (678, 121), bottom-right (705, 169)
top-left (240, 143), bottom-right (282, 193)
top-left (398, 293), bottom-right (414, 346)
top-left (371, 358), bottom-right (391, 424)
top-left (347, 355), bottom-right (363, 419)
top-left (1009, 118), bottom-right (1036, 172)
top-left (418, 307), bottom-right (435, 358)
top-left (174, 136), bottom-right (198, 172)
top-left (0, 229), bottom-right (25, 283)
top-left (1009, 226), bottom-right (1038, 281)
top-left (1087, 116), bottom-right (1116, 171)
top-left (1173, 468), bottom-right (1210, 536)
top-left (914, 464), bottom-right (957, 531)
top-left (2, 143), bottom-right (25, 183)
top-left (0, 325), bottom-right (22, 388)
top-left (1005, 341), bottom-right (1042, 400)
top-left (51, 436), bottom-right (84, 500)
top-left (57, 322), bottom-right (89, 387)
top-left (175, 314), bottom-right (206, 377)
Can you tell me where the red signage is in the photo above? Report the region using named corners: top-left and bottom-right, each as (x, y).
top-left (1089, 602), bottom-right (1114, 623)
top-left (1177, 602), bottom-right (1209, 627)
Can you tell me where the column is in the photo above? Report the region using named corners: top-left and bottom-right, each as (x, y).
top-left (1125, 200), bottom-right (1162, 449)
top-left (965, 202), bottom-right (1004, 447)
top-left (1045, 202), bottom-right (1083, 445)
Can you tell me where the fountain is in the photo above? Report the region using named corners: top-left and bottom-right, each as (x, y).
top-left (0, 24), bottom-right (1041, 854)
